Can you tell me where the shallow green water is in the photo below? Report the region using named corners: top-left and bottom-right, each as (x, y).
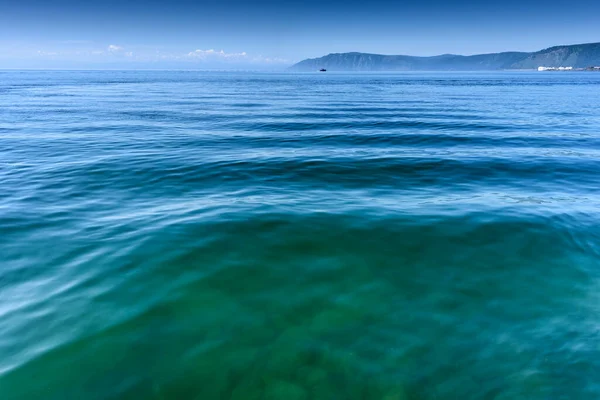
top-left (1, 71), bottom-right (599, 399)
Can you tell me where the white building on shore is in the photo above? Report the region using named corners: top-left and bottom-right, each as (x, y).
top-left (538, 66), bottom-right (573, 71)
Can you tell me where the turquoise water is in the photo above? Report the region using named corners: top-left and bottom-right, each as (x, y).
top-left (1, 71), bottom-right (599, 399)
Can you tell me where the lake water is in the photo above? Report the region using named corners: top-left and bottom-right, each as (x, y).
top-left (1, 71), bottom-right (599, 399)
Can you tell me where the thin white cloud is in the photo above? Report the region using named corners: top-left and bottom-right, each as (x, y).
top-left (251, 55), bottom-right (290, 64)
top-left (185, 49), bottom-right (290, 64)
top-left (106, 44), bottom-right (133, 58)
top-left (107, 44), bottom-right (124, 53)
top-left (186, 49), bottom-right (248, 60)
top-left (30, 44), bottom-right (288, 67)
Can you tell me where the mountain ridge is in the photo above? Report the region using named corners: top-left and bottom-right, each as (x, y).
top-left (289, 42), bottom-right (600, 71)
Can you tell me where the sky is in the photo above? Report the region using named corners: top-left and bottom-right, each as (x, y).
top-left (0, 0), bottom-right (598, 69)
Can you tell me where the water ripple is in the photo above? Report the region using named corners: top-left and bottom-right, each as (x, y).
top-left (1, 71), bottom-right (600, 400)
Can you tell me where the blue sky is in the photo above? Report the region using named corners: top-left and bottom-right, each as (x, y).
top-left (1, 0), bottom-right (598, 68)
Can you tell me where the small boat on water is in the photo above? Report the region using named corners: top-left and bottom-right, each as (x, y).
top-left (319, 68), bottom-right (327, 72)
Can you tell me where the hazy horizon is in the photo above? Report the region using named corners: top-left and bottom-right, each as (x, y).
top-left (1, 40), bottom-right (599, 71)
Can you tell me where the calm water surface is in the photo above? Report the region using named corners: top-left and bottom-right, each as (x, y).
top-left (1, 71), bottom-right (599, 399)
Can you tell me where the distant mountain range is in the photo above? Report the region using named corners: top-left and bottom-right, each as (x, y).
top-left (289, 42), bottom-right (600, 71)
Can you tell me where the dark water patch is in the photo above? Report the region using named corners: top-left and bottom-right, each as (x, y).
top-left (11, 152), bottom-right (597, 200)
top-left (239, 119), bottom-right (529, 133)
top-left (227, 111), bottom-right (496, 122)
top-left (168, 130), bottom-right (600, 150)
top-left (229, 102), bottom-right (268, 108)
